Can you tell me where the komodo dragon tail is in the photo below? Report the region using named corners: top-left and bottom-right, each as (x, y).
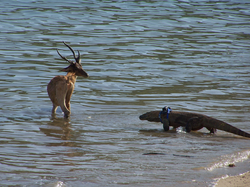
top-left (209, 118), bottom-right (250, 138)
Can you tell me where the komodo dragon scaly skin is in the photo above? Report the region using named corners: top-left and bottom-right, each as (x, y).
top-left (139, 107), bottom-right (250, 138)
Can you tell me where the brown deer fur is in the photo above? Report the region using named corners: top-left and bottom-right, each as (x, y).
top-left (47, 42), bottom-right (88, 118)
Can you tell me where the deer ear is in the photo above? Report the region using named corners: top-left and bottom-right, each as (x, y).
top-left (61, 65), bottom-right (71, 72)
top-left (61, 67), bottom-right (69, 72)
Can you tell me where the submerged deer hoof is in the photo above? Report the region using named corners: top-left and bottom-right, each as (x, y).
top-left (63, 110), bottom-right (70, 118)
top-left (64, 113), bottom-right (70, 118)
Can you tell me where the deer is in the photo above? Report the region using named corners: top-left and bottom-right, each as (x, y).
top-left (47, 42), bottom-right (89, 118)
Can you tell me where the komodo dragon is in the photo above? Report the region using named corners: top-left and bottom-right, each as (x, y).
top-left (139, 106), bottom-right (250, 138)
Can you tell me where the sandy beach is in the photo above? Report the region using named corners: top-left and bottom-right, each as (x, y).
top-left (215, 171), bottom-right (250, 187)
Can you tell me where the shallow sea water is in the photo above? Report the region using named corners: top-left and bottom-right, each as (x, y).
top-left (0, 0), bottom-right (250, 186)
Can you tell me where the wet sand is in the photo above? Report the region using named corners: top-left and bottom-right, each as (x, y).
top-left (215, 171), bottom-right (250, 187)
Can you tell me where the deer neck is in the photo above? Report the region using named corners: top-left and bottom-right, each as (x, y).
top-left (66, 72), bottom-right (77, 84)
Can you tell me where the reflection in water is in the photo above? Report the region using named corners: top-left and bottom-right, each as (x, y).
top-left (40, 115), bottom-right (88, 158)
top-left (40, 115), bottom-right (73, 146)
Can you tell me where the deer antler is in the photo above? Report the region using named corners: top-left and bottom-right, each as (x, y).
top-left (63, 42), bottom-right (81, 64)
top-left (56, 49), bottom-right (74, 64)
top-left (76, 50), bottom-right (81, 64)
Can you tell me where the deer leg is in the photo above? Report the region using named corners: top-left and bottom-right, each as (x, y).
top-left (66, 101), bottom-right (70, 111)
top-left (65, 92), bottom-right (72, 112)
top-left (56, 83), bottom-right (70, 118)
top-left (65, 82), bottom-right (74, 112)
top-left (52, 104), bottom-right (58, 113)
top-left (58, 98), bottom-right (70, 118)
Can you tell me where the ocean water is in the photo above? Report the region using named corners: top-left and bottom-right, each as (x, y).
top-left (0, 0), bottom-right (250, 186)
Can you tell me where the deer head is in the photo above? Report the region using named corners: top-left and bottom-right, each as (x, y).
top-left (57, 42), bottom-right (89, 78)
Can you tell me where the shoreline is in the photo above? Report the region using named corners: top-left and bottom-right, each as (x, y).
top-left (215, 171), bottom-right (250, 187)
